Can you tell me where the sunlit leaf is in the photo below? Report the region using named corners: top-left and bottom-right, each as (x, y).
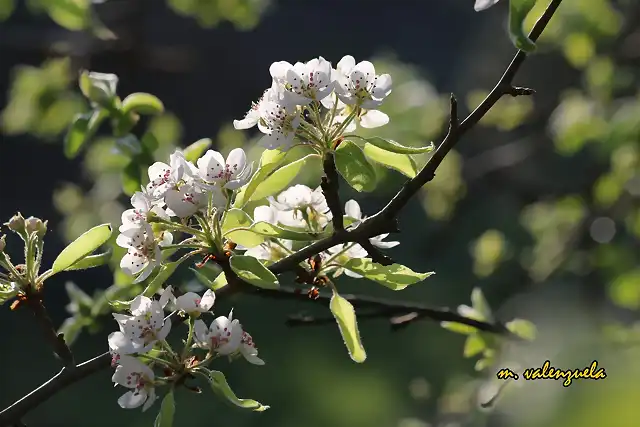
top-left (52, 224), bottom-right (112, 274)
top-left (64, 113), bottom-right (91, 159)
top-left (363, 143), bottom-right (419, 178)
top-left (184, 138), bottom-right (212, 163)
top-left (0, 282), bottom-right (19, 306)
top-left (334, 140), bottom-right (377, 192)
top-left (221, 209), bottom-right (264, 248)
top-left (342, 258), bottom-right (435, 290)
top-left (440, 321), bottom-right (478, 335)
top-left (464, 333), bottom-right (486, 357)
top-left (154, 390), bottom-right (175, 427)
top-left (471, 287), bottom-right (492, 320)
top-left (47, 0), bottom-right (90, 31)
top-left (330, 290), bottom-right (367, 363)
top-left (65, 248), bottom-right (112, 271)
top-left (505, 318), bottom-right (537, 341)
top-left (0, 0), bottom-right (15, 22)
top-left (349, 135), bottom-right (435, 154)
top-left (233, 149), bottom-right (287, 208)
top-left (121, 93), bottom-right (165, 116)
top-left (249, 154), bottom-right (321, 202)
top-left (208, 370), bottom-right (270, 411)
top-left (233, 221), bottom-right (328, 242)
top-left (509, 0), bottom-right (538, 52)
top-left (229, 255), bottom-right (279, 289)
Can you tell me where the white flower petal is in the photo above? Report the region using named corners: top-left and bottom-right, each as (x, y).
top-left (359, 110), bottom-right (389, 128)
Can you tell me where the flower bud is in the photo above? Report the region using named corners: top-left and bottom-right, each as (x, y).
top-left (79, 70), bottom-right (119, 107)
top-left (0, 235), bottom-right (5, 252)
top-left (5, 213), bottom-right (25, 233)
top-left (25, 217), bottom-right (47, 238)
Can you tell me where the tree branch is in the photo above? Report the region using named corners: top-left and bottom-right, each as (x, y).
top-left (320, 152), bottom-right (344, 232)
top-left (24, 294), bottom-right (75, 368)
top-left (0, 0), bottom-right (563, 423)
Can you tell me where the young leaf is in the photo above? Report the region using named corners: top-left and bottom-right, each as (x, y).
top-left (0, 283), bottom-right (19, 306)
top-left (233, 149), bottom-right (287, 208)
top-left (154, 390), bottom-right (175, 427)
top-left (334, 141), bottom-right (377, 192)
top-left (211, 272), bottom-right (228, 290)
top-left (349, 135), bottom-right (435, 154)
top-left (142, 258), bottom-right (185, 297)
top-left (509, 0), bottom-right (538, 52)
top-left (342, 258), bottom-right (435, 290)
top-left (52, 224), bottom-right (112, 274)
top-left (229, 255), bottom-right (279, 289)
top-left (249, 221), bottom-right (329, 241)
top-left (47, 0), bottom-right (90, 31)
top-left (363, 143), bottom-right (419, 178)
top-left (208, 370), bottom-right (270, 411)
top-left (464, 333), bottom-right (486, 358)
top-left (64, 248), bottom-right (112, 271)
top-left (440, 321), bottom-right (479, 335)
top-left (249, 154), bottom-right (321, 202)
top-left (471, 287), bottom-right (492, 321)
top-left (64, 112), bottom-right (91, 159)
top-left (121, 92), bottom-right (165, 116)
top-left (330, 290), bottom-right (367, 363)
top-left (505, 318), bottom-right (537, 341)
top-left (221, 209), bottom-right (264, 248)
top-left (184, 138), bottom-right (212, 163)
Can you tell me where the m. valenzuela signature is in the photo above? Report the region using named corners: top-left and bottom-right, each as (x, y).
top-left (496, 360), bottom-right (606, 387)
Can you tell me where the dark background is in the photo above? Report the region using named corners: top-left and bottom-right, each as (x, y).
top-left (1, 0), bottom-right (639, 426)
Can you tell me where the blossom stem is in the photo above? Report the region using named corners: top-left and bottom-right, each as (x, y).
top-left (138, 353), bottom-right (175, 368)
top-left (160, 244), bottom-right (210, 251)
top-left (153, 217), bottom-right (206, 239)
top-left (181, 317), bottom-right (196, 361)
top-left (326, 93), bottom-right (340, 133)
top-left (0, 256), bottom-right (28, 287)
top-left (319, 242), bottom-right (356, 274)
top-left (329, 107), bottom-right (358, 142)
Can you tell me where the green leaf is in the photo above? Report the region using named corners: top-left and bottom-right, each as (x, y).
top-left (208, 370), bottom-right (270, 411)
top-left (142, 258), bottom-right (184, 297)
top-left (334, 140), bottom-right (377, 192)
top-left (65, 248), bottom-right (112, 271)
top-left (154, 390), bottom-right (175, 427)
top-left (509, 0), bottom-right (538, 52)
top-left (471, 287), bottom-right (492, 320)
top-left (349, 135), bottom-right (435, 154)
top-left (47, 0), bottom-right (90, 30)
top-left (221, 209), bottom-right (264, 248)
top-left (248, 221), bottom-right (328, 241)
top-left (233, 149), bottom-right (287, 208)
top-left (121, 92), bottom-right (165, 116)
top-left (463, 333), bottom-right (486, 358)
top-left (183, 138), bottom-right (212, 163)
top-left (52, 224), bottom-right (112, 274)
top-left (64, 113), bottom-right (91, 159)
top-left (330, 290), bottom-right (366, 363)
top-left (363, 143), bottom-right (419, 178)
top-left (191, 268), bottom-right (228, 291)
top-left (250, 154), bottom-right (321, 202)
top-left (212, 272), bottom-right (228, 290)
top-left (342, 258), bottom-right (435, 290)
top-left (229, 255), bottom-right (279, 289)
top-left (121, 161), bottom-right (142, 196)
top-left (505, 318), bottom-right (537, 341)
top-left (0, 0), bottom-right (15, 22)
top-left (440, 321), bottom-right (478, 335)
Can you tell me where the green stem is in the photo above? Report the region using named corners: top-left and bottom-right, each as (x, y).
top-left (138, 353), bottom-right (175, 368)
top-left (182, 317), bottom-right (196, 361)
top-left (326, 93), bottom-right (340, 132)
top-left (158, 339), bottom-right (180, 363)
top-left (0, 255), bottom-right (27, 287)
top-left (161, 244), bottom-right (209, 251)
top-left (318, 242), bottom-right (356, 275)
top-left (330, 107), bottom-right (358, 141)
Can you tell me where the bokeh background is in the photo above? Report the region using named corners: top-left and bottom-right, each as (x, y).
top-left (1, 0), bottom-right (639, 426)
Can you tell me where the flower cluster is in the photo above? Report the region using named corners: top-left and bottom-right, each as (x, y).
top-left (116, 148), bottom-right (252, 283)
top-left (234, 55), bottom-right (393, 150)
top-left (108, 286), bottom-right (263, 411)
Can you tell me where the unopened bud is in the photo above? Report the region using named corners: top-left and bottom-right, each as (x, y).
top-left (5, 213), bottom-right (25, 233)
top-left (79, 70), bottom-right (119, 107)
top-left (0, 235), bottom-right (5, 252)
top-left (25, 217), bottom-right (47, 238)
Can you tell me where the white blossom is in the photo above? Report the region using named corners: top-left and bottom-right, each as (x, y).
top-left (322, 94), bottom-right (389, 131)
top-left (164, 183), bottom-right (206, 218)
top-left (268, 184), bottom-right (332, 229)
top-left (112, 355), bottom-right (156, 411)
top-left (252, 204), bottom-right (279, 224)
top-left (474, 0), bottom-right (500, 11)
top-left (197, 148), bottom-right (252, 190)
top-left (333, 55), bottom-right (393, 109)
top-left (119, 190), bottom-right (169, 232)
top-left (108, 331), bottom-right (137, 366)
top-left (145, 151), bottom-right (193, 199)
top-left (244, 239), bottom-right (293, 262)
top-left (327, 242), bottom-right (368, 278)
top-left (116, 223), bottom-right (162, 283)
top-left (344, 199), bottom-right (399, 249)
top-left (112, 288), bottom-right (174, 353)
top-left (270, 57), bottom-right (333, 105)
top-left (193, 309), bottom-right (243, 355)
top-left (239, 331), bottom-right (265, 365)
top-left (175, 289), bottom-right (215, 315)
top-left (233, 83), bottom-right (301, 150)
